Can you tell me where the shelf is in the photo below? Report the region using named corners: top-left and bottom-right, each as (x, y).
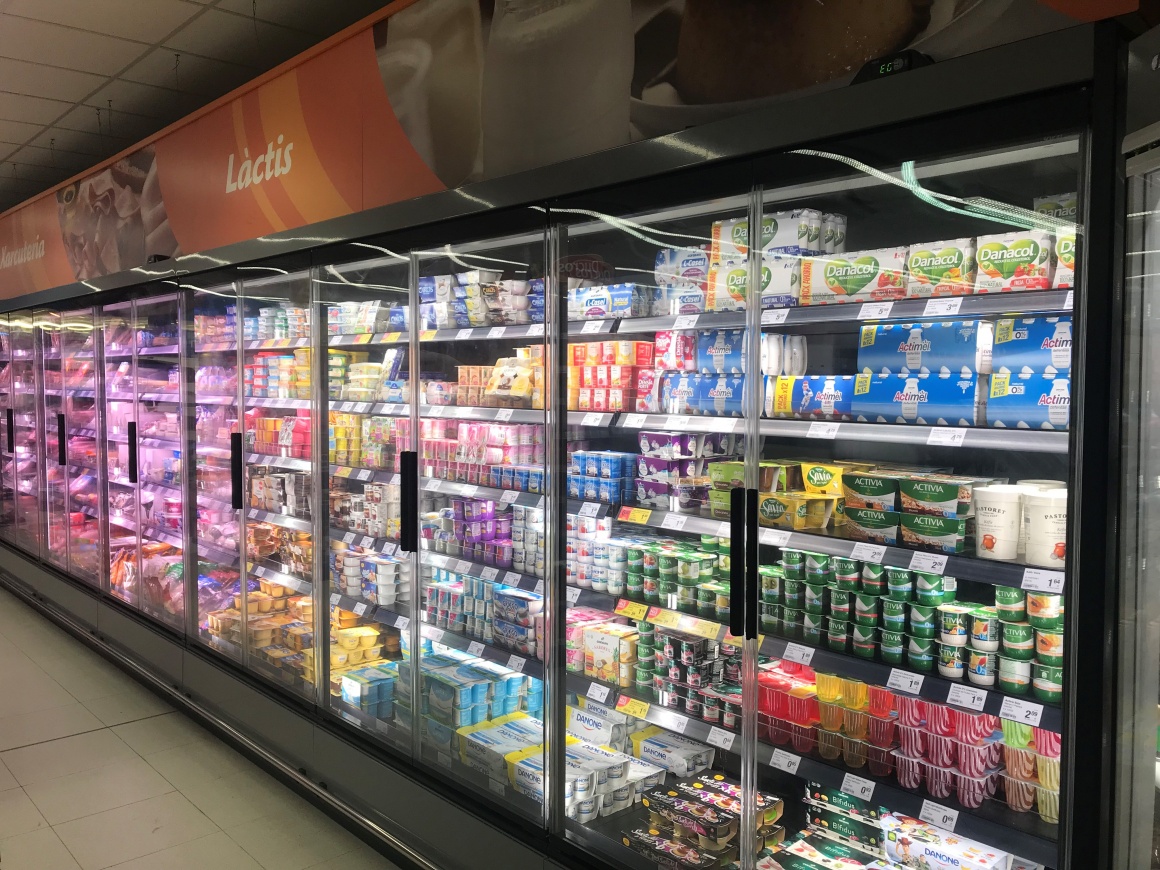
top-left (115, 515), bottom-right (184, 550)
top-left (566, 320), bottom-right (616, 336)
top-left (246, 397), bottom-right (311, 410)
top-left (421, 405), bottom-right (541, 423)
top-left (567, 411), bottom-right (616, 428)
top-left (137, 344), bottom-right (180, 356)
top-left (328, 526), bottom-right (400, 556)
top-left (420, 550), bottom-right (532, 589)
top-left (246, 453), bottom-right (311, 471)
top-left (67, 427), bottom-right (97, 438)
top-left (614, 412), bottom-right (745, 435)
top-left (422, 477), bottom-right (544, 508)
top-left (195, 394), bottom-right (237, 405)
top-left (328, 331), bottom-right (408, 348)
top-left (422, 323), bottom-right (545, 343)
top-left (195, 341), bottom-right (237, 353)
top-left (244, 337), bottom-right (310, 350)
top-left (244, 507), bottom-right (312, 534)
top-left (330, 465), bottom-right (400, 485)
top-left (196, 541), bottom-right (241, 568)
top-left (139, 436), bottom-right (181, 449)
top-left (330, 698), bottom-right (410, 754)
top-left (758, 418), bottom-right (1069, 454)
top-left (64, 388), bottom-right (96, 398)
top-left (140, 480), bottom-right (182, 497)
top-left (329, 400), bottom-right (407, 417)
top-left (247, 561), bottom-right (312, 595)
top-left (612, 311), bottom-right (747, 335)
top-left (419, 619), bottom-right (543, 677)
top-left (138, 392), bottom-right (181, 403)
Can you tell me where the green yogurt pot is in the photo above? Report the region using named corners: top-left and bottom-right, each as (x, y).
top-left (805, 552), bottom-right (833, 585)
top-left (1036, 629), bottom-right (1064, 666)
top-left (861, 563), bottom-right (886, 595)
top-left (826, 618), bottom-right (849, 652)
top-left (907, 635), bottom-right (935, 656)
top-left (994, 586), bottom-right (1027, 623)
top-left (1001, 622), bottom-right (1036, 661)
top-left (782, 608), bottom-right (802, 640)
top-left (881, 644), bottom-right (904, 665)
top-left (1032, 663), bottom-right (1063, 703)
top-left (880, 628), bottom-right (905, 649)
top-left (914, 571), bottom-right (945, 606)
top-left (882, 598), bottom-right (908, 631)
top-left (967, 650), bottom-right (998, 687)
top-left (907, 650), bottom-right (935, 672)
top-left (829, 589), bottom-right (852, 621)
top-left (783, 578), bottom-right (804, 609)
top-left (803, 583), bottom-right (827, 614)
top-left (885, 567), bottom-right (914, 602)
top-left (835, 557), bottom-right (861, 591)
top-left (998, 656), bottom-right (1032, 695)
top-left (937, 643), bottom-right (967, 681)
top-left (851, 623), bottom-right (877, 659)
top-left (853, 592), bottom-right (880, 626)
top-left (969, 606), bottom-right (1001, 652)
top-left (938, 604), bottom-right (972, 647)
top-left (1026, 592), bottom-right (1064, 630)
top-left (909, 604), bottom-right (937, 639)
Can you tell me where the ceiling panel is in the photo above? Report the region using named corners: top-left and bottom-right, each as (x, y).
top-left (54, 104), bottom-right (160, 142)
top-left (163, 9), bottom-right (315, 68)
top-left (0, 58), bottom-right (105, 103)
top-left (217, 0), bottom-right (386, 35)
top-left (0, 16), bottom-right (148, 76)
top-left (121, 46), bottom-right (255, 97)
top-left (7, 144), bottom-right (93, 173)
top-left (29, 126), bottom-right (134, 158)
top-left (0, 91), bottom-right (73, 126)
top-left (0, 118), bottom-right (45, 145)
top-left (83, 79), bottom-right (202, 122)
top-left (3, 0), bottom-right (203, 44)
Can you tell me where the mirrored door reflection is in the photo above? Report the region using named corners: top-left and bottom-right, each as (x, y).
top-left (9, 311), bottom-right (41, 555)
top-left (0, 314), bottom-right (12, 545)
top-left (103, 301), bottom-right (139, 608)
top-left (39, 310), bottom-right (68, 572)
top-left (60, 308), bottom-right (101, 585)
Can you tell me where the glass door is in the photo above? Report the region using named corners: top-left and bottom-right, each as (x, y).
top-left (103, 301), bottom-right (140, 608)
top-left (0, 314), bottom-right (12, 543)
top-left (39, 309), bottom-right (68, 572)
top-left (60, 307), bottom-right (101, 586)
top-left (188, 283), bottom-right (244, 661)
top-left (411, 231), bottom-right (550, 822)
top-left (237, 271), bottom-right (317, 698)
top-left (317, 248), bottom-right (415, 757)
top-left (9, 310), bottom-right (42, 556)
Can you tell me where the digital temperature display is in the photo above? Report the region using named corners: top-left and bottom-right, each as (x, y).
top-left (853, 50), bottom-right (933, 85)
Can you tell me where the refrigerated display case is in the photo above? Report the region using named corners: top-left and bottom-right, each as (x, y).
top-left (59, 307), bottom-right (101, 585)
top-left (7, 310), bottom-right (41, 556)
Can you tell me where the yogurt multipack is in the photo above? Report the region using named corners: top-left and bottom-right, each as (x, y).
top-left (710, 209), bottom-right (823, 262)
top-left (852, 371), bottom-right (985, 426)
top-left (654, 247), bottom-right (710, 293)
top-left (799, 247), bottom-right (908, 305)
top-left (975, 230), bottom-right (1055, 292)
top-left (766, 375), bottom-right (856, 421)
top-left (880, 812), bottom-right (1008, 870)
top-left (1034, 192), bottom-right (1077, 290)
top-left (906, 238), bottom-right (978, 296)
top-left (706, 256), bottom-right (801, 311)
top-left (987, 369), bottom-right (1070, 429)
top-left (857, 321), bottom-right (992, 375)
top-left (568, 283), bottom-right (649, 320)
top-left (991, 316), bottom-right (1072, 374)
top-left (696, 328), bottom-right (747, 373)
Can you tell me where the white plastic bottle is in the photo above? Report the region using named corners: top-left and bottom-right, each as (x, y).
top-left (901, 377), bottom-right (921, 421)
top-left (820, 378), bottom-right (837, 418)
top-left (1046, 377), bottom-right (1070, 428)
top-left (905, 327), bottom-right (924, 371)
top-left (481, 0), bottom-right (632, 179)
top-left (1050, 320), bottom-right (1072, 370)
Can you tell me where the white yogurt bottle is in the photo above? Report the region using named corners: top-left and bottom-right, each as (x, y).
top-left (1046, 377), bottom-right (1070, 428)
top-left (820, 378), bottom-right (838, 418)
top-left (901, 377), bottom-right (920, 421)
top-left (1050, 319), bottom-right (1072, 370)
top-left (905, 327), bottom-right (924, 371)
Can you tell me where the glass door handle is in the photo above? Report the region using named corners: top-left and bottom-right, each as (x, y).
top-left (729, 486), bottom-right (746, 639)
top-left (745, 488), bottom-right (759, 641)
top-left (400, 451), bottom-right (418, 552)
top-left (127, 422), bottom-right (138, 484)
top-left (5, 408), bottom-right (12, 453)
top-left (230, 432), bottom-right (243, 510)
top-left (57, 413), bottom-right (66, 467)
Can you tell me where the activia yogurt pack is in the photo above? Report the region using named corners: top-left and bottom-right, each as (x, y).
top-left (852, 372), bottom-right (985, 426)
top-left (906, 238), bottom-right (978, 296)
top-left (857, 321), bottom-right (993, 376)
top-left (991, 316), bottom-right (1072, 374)
top-left (975, 230), bottom-right (1055, 292)
top-left (987, 369), bottom-right (1070, 429)
top-left (799, 247), bottom-right (909, 305)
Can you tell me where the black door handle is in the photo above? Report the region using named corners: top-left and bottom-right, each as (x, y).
top-left (729, 486), bottom-right (745, 639)
top-left (57, 413), bottom-right (66, 466)
top-left (127, 421), bottom-right (138, 483)
top-left (230, 432), bottom-right (243, 510)
top-left (746, 488), bottom-right (759, 640)
top-left (5, 408), bottom-right (12, 453)
top-left (400, 451), bottom-right (418, 551)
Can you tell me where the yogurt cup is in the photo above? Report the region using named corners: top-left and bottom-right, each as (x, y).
top-left (938, 643), bottom-right (967, 680)
top-left (967, 650), bottom-right (998, 686)
top-left (939, 605), bottom-right (972, 646)
top-left (914, 571), bottom-right (946, 606)
top-left (972, 484), bottom-right (1028, 562)
top-left (1001, 621), bottom-right (1036, 660)
top-left (969, 606), bottom-right (1001, 652)
top-left (998, 656), bottom-right (1032, 695)
top-left (1025, 488), bottom-right (1068, 568)
top-left (1036, 629), bottom-right (1064, 666)
top-left (803, 582), bottom-right (826, 614)
top-left (1027, 592), bottom-right (1064, 630)
top-left (826, 618), bottom-right (849, 652)
top-left (885, 567), bottom-right (914, 602)
top-left (851, 624), bottom-right (876, 658)
top-left (829, 589), bottom-right (852, 621)
top-left (1032, 663), bottom-right (1063, 703)
top-left (882, 598), bottom-right (908, 631)
top-left (1016, 479), bottom-right (1066, 555)
top-left (995, 586), bottom-right (1027, 623)
top-left (909, 603), bottom-right (937, 639)
top-left (853, 592), bottom-right (880, 626)
top-left (861, 563), bottom-right (886, 594)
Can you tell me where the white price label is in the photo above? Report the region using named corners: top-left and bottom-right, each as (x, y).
top-left (887, 668), bottom-right (924, 696)
top-left (922, 298), bottom-right (963, 317)
top-left (424, 479), bottom-right (442, 491)
top-left (467, 641), bottom-right (485, 656)
top-left (706, 726), bottom-right (736, 751)
top-left (488, 778), bottom-right (506, 796)
top-left (760, 528), bottom-right (792, 547)
top-left (507, 655), bottom-right (526, 672)
top-left (538, 496), bottom-right (546, 509)
top-left (437, 752), bottom-right (453, 768)
top-left (947, 684), bottom-right (988, 712)
top-left (841, 773), bottom-right (876, 801)
top-left (920, 800), bottom-right (960, 831)
top-left (330, 593), bottom-right (341, 606)
top-left (566, 587), bottom-right (582, 604)
top-left (581, 413), bottom-right (604, 427)
top-left (927, 428), bottom-right (966, 447)
top-left (770, 749), bottom-right (802, 775)
top-left (661, 513), bottom-right (688, 532)
top-left (382, 404), bottom-right (398, 415)
top-left (578, 502), bottom-right (601, 518)
top-left (762, 308), bottom-right (790, 325)
top-left (858, 301), bottom-right (894, 320)
top-left (459, 485), bottom-right (479, 497)
top-left (1000, 696), bottom-right (1044, 727)
top-left (1021, 569), bottom-right (1065, 594)
top-left (395, 616), bottom-right (410, 631)
top-left (495, 408), bottom-right (514, 422)
top-left (581, 320), bottom-right (603, 334)
top-left (455, 560), bottom-right (473, 574)
top-left (341, 402), bottom-right (354, 412)
top-left (381, 542), bottom-right (397, 555)
top-left (357, 469), bottom-right (373, 480)
top-left (427, 628), bottom-right (445, 643)
top-left (500, 490), bottom-right (520, 506)
top-left (533, 579), bottom-right (545, 595)
top-left (1064, 290), bottom-right (1074, 310)
top-left (457, 328), bottom-right (474, 340)
top-left (343, 532), bottom-right (356, 544)
top-left (850, 543), bottom-right (887, 562)
top-left (527, 323), bottom-right (545, 337)
top-left (660, 710), bottom-right (688, 734)
top-left (672, 314), bottom-right (699, 330)
top-left (488, 326), bottom-right (507, 338)
top-left (807, 421), bottom-right (840, 439)
top-left (909, 552), bottom-right (948, 574)
top-left (355, 403), bottom-right (371, 413)
top-left (248, 509), bottom-right (258, 518)
top-left (481, 567), bottom-right (499, 581)
top-left (428, 554), bottom-right (449, 567)
top-left (587, 682), bottom-right (610, 703)
top-left (361, 536), bottom-right (375, 548)
top-left (428, 405), bottom-right (445, 417)
top-left (623, 413), bottom-right (647, 428)
top-left (716, 522), bottom-right (732, 538)
top-left (504, 572), bottom-right (522, 585)
top-left (664, 415), bottom-right (692, 430)
top-left (783, 643), bottom-right (815, 666)
top-left (353, 603), bottom-right (368, 616)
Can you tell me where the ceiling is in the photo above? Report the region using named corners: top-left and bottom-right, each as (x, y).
top-left (0, 0), bottom-right (390, 213)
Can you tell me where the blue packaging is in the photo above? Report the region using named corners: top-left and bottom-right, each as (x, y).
top-left (660, 373), bottom-right (700, 414)
top-left (501, 467), bottom-right (515, 489)
top-left (857, 321), bottom-right (991, 376)
top-left (597, 452), bottom-right (624, 479)
top-left (697, 374), bottom-right (746, 417)
top-left (513, 468), bottom-right (530, 490)
top-left (568, 283), bottom-right (646, 320)
top-left (987, 370), bottom-right (1070, 429)
top-left (597, 478), bottom-right (623, 504)
top-left (991, 317), bottom-right (1072, 374)
top-left (584, 453), bottom-right (601, 477)
top-left (582, 476), bottom-right (600, 500)
top-left (570, 450), bottom-right (586, 475)
top-left (766, 375), bottom-right (856, 421)
top-left (696, 328), bottom-right (746, 373)
top-left (567, 474), bottom-right (581, 499)
top-left (852, 372), bottom-right (984, 426)
top-left (529, 468), bottom-right (544, 493)
top-left (418, 276), bottom-right (437, 303)
top-left (387, 307), bottom-right (409, 330)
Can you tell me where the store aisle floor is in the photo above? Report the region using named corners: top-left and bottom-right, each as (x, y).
top-left (0, 586), bottom-right (404, 870)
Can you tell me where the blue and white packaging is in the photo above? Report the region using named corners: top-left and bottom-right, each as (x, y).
top-left (852, 372), bottom-right (985, 426)
top-left (660, 373), bottom-right (701, 414)
top-left (696, 328), bottom-right (746, 373)
top-left (987, 369), bottom-right (1070, 429)
top-left (857, 321), bottom-right (992, 376)
top-left (697, 374), bottom-right (746, 417)
top-left (654, 247), bottom-right (709, 291)
top-left (766, 375), bottom-right (856, 420)
top-left (568, 283), bottom-right (648, 320)
top-left (652, 285), bottom-right (706, 316)
top-left (991, 317), bottom-right (1072, 375)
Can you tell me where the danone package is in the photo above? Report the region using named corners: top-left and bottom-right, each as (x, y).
top-left (756, 491), bottom-right (836, 530)
top-left (843, 507), bottom-right (901, 545)
top-left (800, 247), bottom-right (908, 305)
top-left (708, 256), bottom-right (802, 311)
top-left (568, 283), bottom-right (649, 319)
top-left (879, 812), bottom-right (1008, 870)
top-left (988, 369), bottom-right (1071, 429)
top-left (800, 461), bottom-right (873, 497)
top-left (631, 726), bottom-right (715, 776)
top-left (655, 247), bottom-right (710, 293)
top-left (842, 471), bottom-right (902, 511)
top-left (698, 374), bottom-right (746, 417)
top-left (857, 321), bottom-right (992, 376)
top-left (697, 329), bottom-right (747, 373)
top-left (991, 316), bottom-right (1072, 374)
top-left (898, 474), bottom-right (994, 518)
top-left (710, 210), bottom-right (823, 262)
top-left (900, 513), bottom-right (972, 554)
top-left (975, 230), bottom-right (1055, 292)
top-left (767, 375), bottom-right (856, 421)
top-left (852, 372), bottom-right (985, 426)
top-left (906, 238), bottom-right (978, 297)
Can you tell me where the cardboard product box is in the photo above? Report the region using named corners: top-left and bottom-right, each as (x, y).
top-left (900, 513), bottom-right (973, 554)
top-left (804, 783), bottom-right (880, 819)
top-left (756, 492), bottom-right (836, 530)
top-left (710, 210), bottom-right (822, 263)
top-left (857, 320), bottom-right (992, 376)
top-left (697, 328), bottom-right (747, 374)
top-left (987, 369), bottom-right (1070, 430)
top-left (879, 812), bottom-right (1008, 870)
top-left (842, 471), bottom-right (902, 511)
top-left (767, 375), bottom-right (856, 421)
top-left (698, 374), bottom-right (746, 418)
top-left (800, 248), bottom-right (908, 305)
top-left (991, 317), bottom-right (1072, 374)
top-left (851, 372), bottom-right (985, 426)
top-left (975, 230), bottom-right (1055, 292)
top-left (655, 246), bottom-right (710, 292)
top-left (898, 474), bottom-right (995, 519)
top-left (805, 804), bottom-right (884, 851)
top-left (906, 238), bottom-right (978, 297)
top-left (843, 508), bottom-right (901, 546)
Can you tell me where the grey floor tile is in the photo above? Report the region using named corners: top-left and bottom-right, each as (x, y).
top-left (0, 729), bottom-right (136, 786)
top-left (24, 756), bottom-right (175, 825)
top-left (0, 702), bottom-right (105, 752)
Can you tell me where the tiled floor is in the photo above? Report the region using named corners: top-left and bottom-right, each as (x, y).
top-left (0, 586), bottom-right (404, 870)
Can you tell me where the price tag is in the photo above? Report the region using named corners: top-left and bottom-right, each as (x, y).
top-left (381, 404), bottom-right (398, 415)
top-left (420, 331), bottom-right (437, 342)
top-left (1021, 568), bottom-right (1065, 593)
top-left (587, 682), bottom-right (611, 703)
top-left (760, 528), bottom-right (792, 547)
top-left (503, 571), bottom-right (522, 585)
top-left (922, 298), bottom-right (963, 317)
top-left (807, 421), bottom-right (840, 439)
top-left (947, 684), bottom-right (988, 712)
top-left (770, 749), bottom-right (802, 775)
top-left (565, 587), bottom-right (582, 604)
top-left (657, 710), bottom-right (688, 734)
top-left (624, 508), bottom-right (653, 524)
top-left (427, 628), bottom-right (445, 643)
top-left (355, 403), bottom-right (371, 413)
top-left (615, 696), bottom-right (650, 718)
top-left (909, 552), bottom-right (948, 574)
top-left (783, 643), bottom-right (815, 666)
top-left (660, 513), bottom-right (688, 532)
top-left (488, 779), bottom-right (506, 796)
top-left (1064, 290), bottom-right (1074, 310)
top-left (343, 532), bottom-right (356, 544)
top-left (507, 655), bottom-right (526, 672)
top-left (481, 567), bottom-right (499, 581)
top-left (357, 537), bottom-right (373, 550)
top-left (858, 301), bottom-right (894, 320)
top-left (999, 696), bottom-right (1044, 727)
top-left (623, 413), bottom-right (647, 428)
top-left (615, 599), bottom-right (650, 620)
top-left (466, 641), bottom-right (485, 656)
top-left (424, 479), bottom-right (442, 491)
top-left (581, 320), bottom-right (603, 334)
top-left (664, 415), bottom-right (692, 430)
top-left (887, 668), bottom-right (924, 695)
top-left (647, 608), bottom-right (681, 629)
top-left (495, 408), bottom-right (514, 422)
top-left (716, 522), bottom-right (732, 538)
top-left (527, 323), bottom-right (545, 337)
top-left (581, 413), bottom-right (604, 427)
top-left (927, 428), bottom-right (966, 447)
top-left (455, 560), bottom-right (473, 574)
top-left (706, 726), bottom-right (736, 751)
top-left (381, 542), bottom-right (397, 555)
top-left (330, 593), bottom-right (341, 606)
top-left (383, 332), bottom-right (402, 344)
top-left (488, 326), bottom-right (507, 338)
top-left (762, 308), bottom-right (790, 325)
top-left (395, 616), bottom-right (410, 631)
top-left (500, 490), bottom-right (520, 506)
top-left (578, 502), bottom-right (601, 518)
top-left (456, 328), bottom-right (474, 340)
top-left (672, 314), bottom-right (699, 330)
top-left (357, 469), bottom-right (373, 480)
top-left (533, 580), bottom-right (545, 595)
top-left (850, 543), bottom-right (887, 562)
top-left (437, 752), bottom-right (453, 769)
top-left (428, 554), bottom-right (449, 567)
top-left (920, 800), bottom-right (960, 831)
top-left (840, 773), bottom-right (876, 801)
top-left (353, 603), bottom-right (368, 616)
